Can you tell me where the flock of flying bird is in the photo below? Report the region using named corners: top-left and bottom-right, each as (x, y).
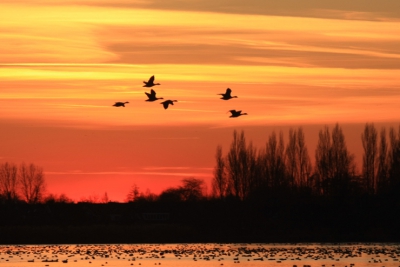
top-left (112, 75), bottom-right (248, 118)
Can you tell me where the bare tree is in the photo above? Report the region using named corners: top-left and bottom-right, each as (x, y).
top-left (377, 127), bottom-right (389, 193)
top-left (126, 184), bottom-right (141, 202)
top-left (0, 162), bottom-right (19, 201)
top-left (226, 130), bottom-right (247, 199)
top-left (180, 177), bottom-right (206, 201)
top-left (297, 127), bottom-right (312, 189)
top-left (226, 130), bottom-right (241, 198)
top-left (388, 126), bottom-right (400, 192)
top-left (101, 192), bottom-right (109, 203)
top-left (361, 123), bottom-right (378, 194)
top-left (18, 163), bottom-right (46, 204)
top-left (159, 177), bottom-right (206, 202)
top-left (315, 124), bottom-right (356, 196)
top-left (212, 145), bottom-right (227, 199)
top-left (265, 131), bottom-right (286, 189)
top-left (315, 126), bottom-right (331, 195)
top-left (240, 140), bottom-right (257, 199)
top-left (330, 123), bottom-right (357, 195)
top-left (286, 128), bottom-right (298, 188)
top-left (285, 127), bottom-right (312, 191)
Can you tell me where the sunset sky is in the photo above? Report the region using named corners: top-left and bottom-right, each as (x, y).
top-left (1, 0), bottom-right (400, 202)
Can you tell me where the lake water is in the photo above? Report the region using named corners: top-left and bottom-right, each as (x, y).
top-left (1, 243), bottom-right (399, 267)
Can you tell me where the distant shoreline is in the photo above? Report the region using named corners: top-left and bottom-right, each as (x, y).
top-left (1, 222), bottom-right (398, 245)
top-left (2, 195), bottom-right (400, 245)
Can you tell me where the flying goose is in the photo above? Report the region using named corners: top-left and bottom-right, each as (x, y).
top-left (229, 110), bottom-right (248, 118)
top-left (160, 100), bottom-right (178, 109)
top-left (112, 101), bottom-right (129, 107)
top-left (143, 75), bottom-right (160, 87)
top-left (145, 89), bottom-right (164, 102)
top-left (218, 88), bottom-right (237, 100)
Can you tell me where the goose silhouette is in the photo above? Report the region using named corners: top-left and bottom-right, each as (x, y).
top-left (229, 110), bottom-right (248, 118)
top-left (145, 89), bottom-right (164, 102)
top-left (218, 88), bottom-right (237, 100)
top-left (160, 100), bottom-right (177, 109)
top-left (143, 75), bottom-right (160, 87)
top-left (112, 101), bottom-right (129, 107)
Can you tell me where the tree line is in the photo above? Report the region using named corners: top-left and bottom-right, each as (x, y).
top-left (211, 123), bottom-right (400, 200)
top-left (2, 122), bottom-right (400, 204)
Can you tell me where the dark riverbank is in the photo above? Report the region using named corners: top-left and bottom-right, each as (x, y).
top-left (1, 196), bottom-right (400, 244)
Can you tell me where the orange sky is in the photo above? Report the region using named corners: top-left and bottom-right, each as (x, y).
top-left (1, 0), bottom-right (400, 202)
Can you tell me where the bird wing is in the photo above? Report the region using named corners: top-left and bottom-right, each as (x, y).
top-left (162, 102), bottom-right (169, 109)
top-left (150, 89), bottom-right (156, 97)
top-left (148, 75), bottom-right (155, 84)
top-left (226, 88), bottom-right (232, 95)
top-left (229, 110), bottom-right (236, 114)
top-left (145, 92), bottom-right (152, 98)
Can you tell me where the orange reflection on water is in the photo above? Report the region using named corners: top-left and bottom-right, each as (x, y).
top-left (1, 243), bottom-right (400, 267)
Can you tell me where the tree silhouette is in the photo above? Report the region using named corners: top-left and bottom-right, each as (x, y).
top-left (212, 145), bottom-right (227, 199)
top-left (388, 126), bottom-right (400, 193)
top-left (126, 184), bottom-right (141, 202)
top-left (159, 177), bottom-right (206, 202)
top-left (265, 131), bottom-right (286, 190)
top-left (226, 130), bottom-right (247, 199)
top-left (377, 127), bottom-right (389, 194)
top-left (0, 162), bottom-right (19, 202)
top-left (285, 127), bottom-right (312, 190)
top-left (286, 128), bottom-right (298, 189)
top-left (315, 126), bottom-right (332, 195)
top-left (180, 177), bottom-right (206, 201)
top-left (361, 123), bottom-right (378, 194)
top-left (18, 163), bottom-right (46, 204)
top-left (315, 124), bottom-right (356, 196)
top-left (297, 127), bottom-right (312, 189)
top-left (44, 193), bottom-right (74, 204)
top-left (225, 130), bottom-right (260, 200)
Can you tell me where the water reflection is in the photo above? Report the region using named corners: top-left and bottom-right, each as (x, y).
top-left (0, 243), bottom-right (399, 267)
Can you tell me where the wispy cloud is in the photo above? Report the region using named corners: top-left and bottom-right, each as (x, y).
top-left (46, 168), bottom-right (213, 178)
top-left (146, 137), bottom-right (200, 140)
top-left (142, 167), bottom-right (190, 171)
top-left (15, 0), bottom-right (399, 21)
top-left (135, 172), bottom-right (213, 178)
top-left (47, 104), bottom-right (109, 108)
